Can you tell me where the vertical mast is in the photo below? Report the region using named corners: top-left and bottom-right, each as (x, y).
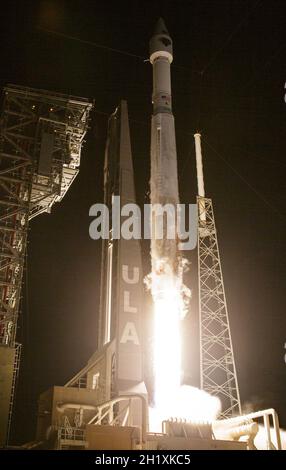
top-left (195, 133), bottom-right (241, 418)
top-left (194, 133), bottom-right (206, 224)
top-left (194, 133), bottom-right (205, 198)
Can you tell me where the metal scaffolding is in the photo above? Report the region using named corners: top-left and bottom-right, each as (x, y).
top-left (0, 84), bottom-right (92, 346)
top-left (6, 343), bottom-right (21, 441)
top-left (194, 133), bottom-right (241, 419)
top-left (197, 196), bottom-right (241, 418)
top-left (0, 84), bottom-right (92, 445)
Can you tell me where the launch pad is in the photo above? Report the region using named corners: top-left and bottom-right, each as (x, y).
top-left (27, 95), bottom-right (282, 450)
top-left (31, 382), bottom-right (280, 450)
top-left (2, 20), bottom-right (283, 452)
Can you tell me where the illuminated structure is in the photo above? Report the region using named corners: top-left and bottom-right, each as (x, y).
top-left (0, 84), bottom-right (92, 446)
top-left (195, 133), bottom-right (241, 418)
top-left (14, 21), bottom-right (282, 451)
top-left (31, 101), bottom-right (282, 451)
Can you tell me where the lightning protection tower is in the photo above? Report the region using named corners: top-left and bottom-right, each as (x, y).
top-left (194, 133), bottom-right (241, 418)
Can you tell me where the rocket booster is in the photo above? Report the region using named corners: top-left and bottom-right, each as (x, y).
top-left (149, 19), bottom-right (181, 298)
top-left (149, 20), bottom-right (190, 408)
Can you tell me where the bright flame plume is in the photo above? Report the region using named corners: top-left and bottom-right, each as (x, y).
top-left (150, 273), bottom-right (221, 432)
top-left (153, 289), bottom-right (181, 409)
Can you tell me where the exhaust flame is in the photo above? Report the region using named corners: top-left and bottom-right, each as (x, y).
top-left (153, 290), bottom-right (181, 408)
top-left (148, 269), bottom-right (220, 432)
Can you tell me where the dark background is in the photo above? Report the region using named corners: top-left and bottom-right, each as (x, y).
top-left (1, 0), bottom-right (285, 443)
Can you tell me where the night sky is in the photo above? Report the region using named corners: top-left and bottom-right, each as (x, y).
top-left (2, 0), bottom-right (286, 443)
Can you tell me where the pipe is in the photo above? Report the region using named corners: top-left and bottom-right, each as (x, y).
top-left (194, 133), bottom-right (206, 225)
top-left (56, 403), bottom-right (97, 413)
top-left (194, 133), bottom-right (205, 198)
top-left (215, 408), bottom-right (282, 450)
top-left (56, 394), bottom-right (148, 446)
top-left (87, 394), bottom-right (148, 445)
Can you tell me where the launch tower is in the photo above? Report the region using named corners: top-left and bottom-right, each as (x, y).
top-left (0, 84), bottom-right (92, 446)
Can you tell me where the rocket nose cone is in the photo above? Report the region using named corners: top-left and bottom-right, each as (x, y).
top-left (149, 17), bottom-right (173, 62)
top-left (154, 17), bottom-right (170, 36)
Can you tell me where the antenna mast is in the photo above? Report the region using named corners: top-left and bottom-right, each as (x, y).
top-left (195, 133), bottom-right (241, 418)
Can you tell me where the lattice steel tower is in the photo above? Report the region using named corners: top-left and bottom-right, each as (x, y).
top-left (194, 133), bottom-right (241, 418)
top-left (0, 84), bottom-right (92, 446)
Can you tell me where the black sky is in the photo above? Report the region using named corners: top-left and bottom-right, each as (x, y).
top-left (2, 0), bottom-right (286, 443)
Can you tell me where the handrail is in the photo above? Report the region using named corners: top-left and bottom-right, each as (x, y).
top-left (87, 394), bottom-right (148, 445)
top-left (57, 393), bottom-right (148, 447)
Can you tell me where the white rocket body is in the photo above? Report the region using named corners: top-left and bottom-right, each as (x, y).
top-left (149, 19), bottom-right (180, 301)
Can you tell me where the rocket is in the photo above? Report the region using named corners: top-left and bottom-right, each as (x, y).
top-left (149, 19), bottom-right (191, 407)
top-left (149, 18), bottom-right (181, 302)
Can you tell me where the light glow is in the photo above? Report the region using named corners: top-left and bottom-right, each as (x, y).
top-left (150, 271), bottom-right (221, 432)
top-left (151, 270), bottom-right (183, 429)
top-left (153, 290), bottom-right (181, 408)
top-left (149, 385), bottom-right (221, 433)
